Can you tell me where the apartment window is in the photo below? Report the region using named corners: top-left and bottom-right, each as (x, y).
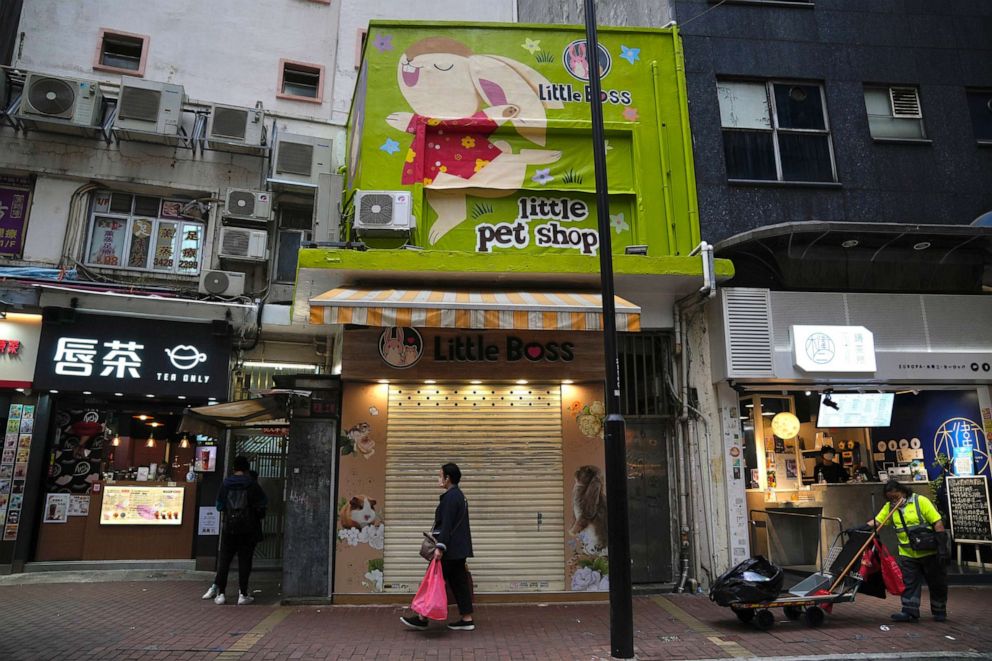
top-left (717, 80), bottom-right (836, 183)
top-left (966, 89), bottom-right (992, 143)
top-left (93, 29), bottom-right (149, 77)
top-left (85, 191), bottom-right (204, 275)
top-left (864, 86), bottom-right (926, 140)
top-left (274, 205), bottom-right (312, 283)
top-left (278, 59), bottom-right (324, 103)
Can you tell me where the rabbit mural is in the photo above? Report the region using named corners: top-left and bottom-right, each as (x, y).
top-left (386, 37), bottom-right (565, 244)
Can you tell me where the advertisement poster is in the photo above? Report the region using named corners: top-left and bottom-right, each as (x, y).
top-left (43, 493), bottom-right (70, 523)
top-left (349, 23), bottom-right (697, 257)
top-left (198, 506), bottom-right (220, 536)
top-left (0, 179), bottom-right (32, 258)
top-left (194, 445), bottom-right (217, 472)
top-left (1, 403), bottom-right (29, 541)
top-left (100, 485), bottom-right (184, 525)
top-left (68, 495), bottom-right (90, 517)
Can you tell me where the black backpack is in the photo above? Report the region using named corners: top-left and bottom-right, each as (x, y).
top-left (225, 487), bottom-right (255, 535)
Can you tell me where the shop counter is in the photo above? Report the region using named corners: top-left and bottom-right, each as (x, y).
top-left (746, 482), bottom-right (932, 569)
top-left (36, 481), bottom-right (198, 561)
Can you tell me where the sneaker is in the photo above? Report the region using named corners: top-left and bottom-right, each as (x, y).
top-left (933, 613), bottom-right (947, 622)
top-left (890, 611), bottom-right (918, 622)
top-left (201, 585), bottom-right (218, 600)
top-left (213, 593), bottom-right (226, 605)
top-left (447, 619), bottom-right (476, 631)
top-left (237, 592), bottom-right (254, 605)
top-left (400, 615), bottom-right (429, 630)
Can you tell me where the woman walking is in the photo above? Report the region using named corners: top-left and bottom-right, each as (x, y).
top-left (402, 462), bottom-right (475, 631)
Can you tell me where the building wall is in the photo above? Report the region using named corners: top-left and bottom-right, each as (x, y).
top-left (517, 0), bottom-right (672, 28)
top-left (672, 0), bottom-right (992, 242)
top-left (15, 0), bottom-right (340, 119)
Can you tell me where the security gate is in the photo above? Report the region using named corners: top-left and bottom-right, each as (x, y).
top-left (233, 427), bottom-right (288, 562)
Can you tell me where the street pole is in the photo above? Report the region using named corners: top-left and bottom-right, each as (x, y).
top-left (581, 1), bottom-right (634, 658)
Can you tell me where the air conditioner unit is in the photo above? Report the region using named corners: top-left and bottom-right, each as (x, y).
top-left (268, 132), bottom-right (332, 190)
top-left (219, 227), bottom-right (268, 261)
top-left (206, 103), bottom-right (266, 154)
top-left (198, 269), bottom-right (246, 297)
top-left (15, 73), bottom-right (104, 135)
top-left (353, 190), bottom-right (414, 236)
top-left (224, 188), bottom-right (272, 222)
top-left (113, 76), bottom-right (185, 145)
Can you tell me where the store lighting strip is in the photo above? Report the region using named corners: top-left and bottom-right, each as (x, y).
top-left (242, 361), bottom-right (320, 371)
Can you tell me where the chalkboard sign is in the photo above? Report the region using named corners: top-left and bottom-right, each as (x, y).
top-left (946, 476), bottom-right (992, 545)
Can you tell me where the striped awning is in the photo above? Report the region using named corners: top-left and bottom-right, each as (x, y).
top-left (308, 287), bottom-right (641, 332)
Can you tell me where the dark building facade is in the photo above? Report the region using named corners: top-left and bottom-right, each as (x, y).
top-left (673, 0), bottom-right (992, 242)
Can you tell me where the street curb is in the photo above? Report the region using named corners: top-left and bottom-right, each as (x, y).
top-left (686, 653), bottom-right (992, 661)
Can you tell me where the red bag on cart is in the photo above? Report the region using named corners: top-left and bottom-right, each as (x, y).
top-left (875, 539), bottom-right (904, 596)
top-left (411, 558), bottom-right (448, 620)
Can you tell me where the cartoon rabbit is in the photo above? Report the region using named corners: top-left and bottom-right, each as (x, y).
top-left (381, 328), bottom-right (405, 365)
top-left (386, 37), bottom-right (564, 244)
top-left (566, 42), bottom-right (589, 80)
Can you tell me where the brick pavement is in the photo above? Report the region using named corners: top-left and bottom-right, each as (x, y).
top-left (0, 574), bottom-right (989, 660)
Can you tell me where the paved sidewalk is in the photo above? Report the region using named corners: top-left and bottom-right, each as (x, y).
top-left (0, 571), bottom-right (989, 660)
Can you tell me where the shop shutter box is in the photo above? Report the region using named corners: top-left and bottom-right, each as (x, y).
top-left (382, 384), bottom-right (565, 593)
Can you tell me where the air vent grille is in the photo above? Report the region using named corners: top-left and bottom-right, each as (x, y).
top-left (724, 289), bottom-right (774, 376)
top-left (276, 141), bottom-right (313, 176)
top-left (27, 77), bottom-right (76, 117)
top-left (889, 87), bottom-right (922, 119)
top-left (228, 191), bottom-right (256, 217)
top-left (221, 228), bottom-right (251, 256)
top-left (359, 194), bottom-right (394, 225)
top-left (213, 106), bottom-right (248, 140)
top-left (119, 86), bottom-right (161, 122)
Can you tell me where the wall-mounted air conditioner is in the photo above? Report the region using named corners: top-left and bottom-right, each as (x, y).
top-left (15, 73), bottom-right (104, 136)
top-left (206, 103), bottom-right (265, 154)
top-left (224, 188), bottom-right (272, 223)
top-left (268, 132), bottom-right (332, 190)
top-left (219, 227), bottom-right (268, 261)
top-left (353, 190), bottom-right (414, 237)
top-left (112, 76), bottom-right (185, 145)
top-left (198, 269), bottom-right (246, 297)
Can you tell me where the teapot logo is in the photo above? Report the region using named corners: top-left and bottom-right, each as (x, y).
top-left (164, 345), bottom-right (207, 371)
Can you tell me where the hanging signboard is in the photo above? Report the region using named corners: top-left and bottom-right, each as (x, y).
top-left (33, 311), bottom-right (230, 399)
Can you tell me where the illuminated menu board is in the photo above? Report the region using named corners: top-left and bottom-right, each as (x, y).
top-left (100, 485), bottom-right (184, 525)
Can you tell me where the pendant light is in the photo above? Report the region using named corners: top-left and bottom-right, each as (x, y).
top-left (178, 434), bottom-right (190, 449)
top-left (145, 433), bottom-right (156, 448)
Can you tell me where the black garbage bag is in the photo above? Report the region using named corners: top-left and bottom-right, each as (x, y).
top-left (709, 556), bottom-right (784, 606)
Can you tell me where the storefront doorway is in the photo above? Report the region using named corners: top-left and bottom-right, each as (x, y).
top-left (382, 383), bottom-right (565, 593)
top-left (233, 427), bottom-right (288, 564)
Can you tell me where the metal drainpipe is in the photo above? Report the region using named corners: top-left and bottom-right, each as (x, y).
top-left (674, 241), bottom-right (719, 587)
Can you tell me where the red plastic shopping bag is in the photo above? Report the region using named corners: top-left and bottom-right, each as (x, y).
top-left (411, 558), bottom-right (448, 620)
top-left (875, 539), bottom-right (904, 596)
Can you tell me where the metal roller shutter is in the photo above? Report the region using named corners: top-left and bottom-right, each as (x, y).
top-left (383, 384), bottom-right (565, 593)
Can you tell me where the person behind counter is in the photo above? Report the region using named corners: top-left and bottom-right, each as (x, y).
top-left (814, 446), bottom-right (849, 483)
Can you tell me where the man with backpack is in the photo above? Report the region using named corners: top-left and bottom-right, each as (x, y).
top-left (201, 456), bottom-right (268, 605)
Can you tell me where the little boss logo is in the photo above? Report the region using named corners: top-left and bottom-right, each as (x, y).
top-left (434, 334), bottom-right (574, 363)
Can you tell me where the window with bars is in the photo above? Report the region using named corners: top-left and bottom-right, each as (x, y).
top-left (618, 332), bottom-right (676, 418)
top-left (85, 191), bottom-right (204, 275)
top-left (864, 85), bottom-right (926, 140)
top-left (717, 79), bottom-right (837, 183)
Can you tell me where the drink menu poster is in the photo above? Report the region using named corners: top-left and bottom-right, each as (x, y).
top-left (100, 485), bottom-right (185, 525)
